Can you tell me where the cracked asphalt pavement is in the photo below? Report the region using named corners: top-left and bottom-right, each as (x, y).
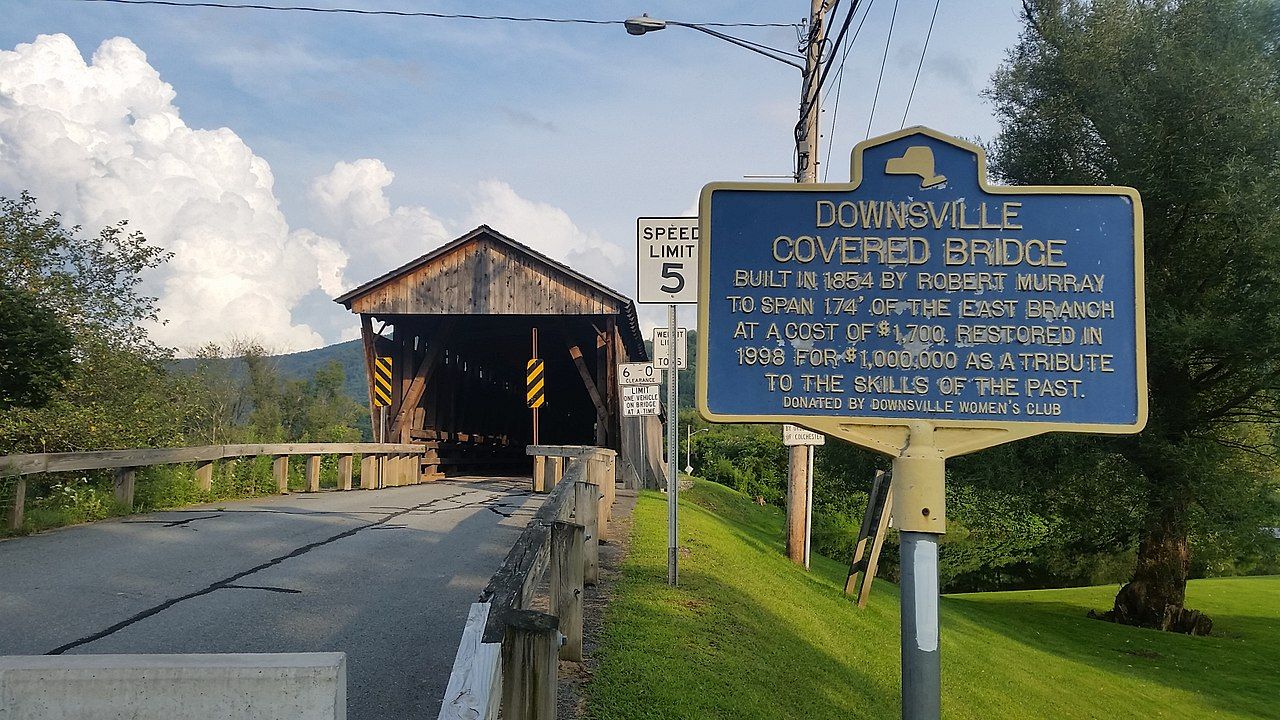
top-left (0, 477), bottom-right (540, 719)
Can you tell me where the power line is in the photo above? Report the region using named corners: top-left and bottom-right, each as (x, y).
top-left (864, 0), bottom-right (899, 140)
top-left (822, 0), bottom-right (876, 181)
top-left (822, 0), bottom-right (874, 106)
top-left (75, 0), bottom-right (799, 28)
top-left (900, 0), bottom-right (941, 128)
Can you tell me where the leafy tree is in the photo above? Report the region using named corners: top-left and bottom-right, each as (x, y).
top-left (986, 0), bottom-right (1280, 632)
top-left (0, 192), bottom-right (169, 354)
top-left (0, 286), bottom-right (73, 409)
top-left (0, 193), bottom-right (177, 456)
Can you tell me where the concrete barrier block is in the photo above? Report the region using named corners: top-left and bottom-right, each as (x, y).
top-left (0, 652), bottom-right (346, 719)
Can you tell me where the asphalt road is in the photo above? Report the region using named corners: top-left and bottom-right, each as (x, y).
top-left (0, 477), bottom-right (540, 719)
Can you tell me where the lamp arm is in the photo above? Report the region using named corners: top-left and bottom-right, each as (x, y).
top-left (670, 21), bottom-right (805, 70)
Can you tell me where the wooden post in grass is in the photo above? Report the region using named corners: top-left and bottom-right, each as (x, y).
top-left (858, 485), bottom-right (893, 609)
top-left (844, 470), bottom-right (894, 608)
top-left (338, 454), bottom-right (353, 491)
top-left (8, 477), bottom-right (26, 531)
top-left (274, 455), bottom-right (289, 494)
top-left (306, 455), bottom-right (321, 492)
top-left (500, 610), bottom-right (559, 720)
top-left (195, 460), bottom-right (215, 493)
top-left (114, 467), bottom-right (137, 510)
top-left (551, 520), bottom-right (585, 661)
top-left (786, 445), bottom-right (807, 565)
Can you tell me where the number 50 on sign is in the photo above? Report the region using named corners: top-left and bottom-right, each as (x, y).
top-left (637, 217), bottom-right (699, 304)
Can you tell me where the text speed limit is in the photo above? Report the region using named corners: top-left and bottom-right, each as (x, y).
top-left (637, 217), bottom-right (699, 304)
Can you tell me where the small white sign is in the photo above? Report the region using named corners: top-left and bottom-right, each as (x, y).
top-left (637, 217), bottom-right (699, 304)
top-left (621, 384), bottom-right (662, 416)
top-left (618, 362), bottom-right (659, 387)
top-left (783, 425), bottom-right (826, 446)
top-left (652, 327), bottom-right (688, 370)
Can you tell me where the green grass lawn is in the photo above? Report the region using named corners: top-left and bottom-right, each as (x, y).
top-left (587, 481), bottom-right (1279, 719)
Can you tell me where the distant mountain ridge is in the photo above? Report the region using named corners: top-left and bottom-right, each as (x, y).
top-left (173, 339), bottom-right (368, 405)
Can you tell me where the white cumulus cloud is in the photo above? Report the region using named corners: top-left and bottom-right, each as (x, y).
top-left (309, 164), bottom-right (630, 297)
top-left (466, 179), bottom-right (627, 289)
top-left (0, 34), bottom-right (633, 352)
top-left (0, 34), bottom-right (345, 351)
top-left (307, 158), bottom-right (451, 283)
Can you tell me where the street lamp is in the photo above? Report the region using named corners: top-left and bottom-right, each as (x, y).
top-left (685, 426), bottom-right (709, 475)
top-left (624, 14), bottom-right (804, 69)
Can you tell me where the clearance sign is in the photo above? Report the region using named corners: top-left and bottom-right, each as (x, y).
top-left (696, 127), bottom-right (1146, 454)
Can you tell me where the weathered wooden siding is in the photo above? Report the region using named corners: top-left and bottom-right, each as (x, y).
top-left (349, 238), bottom-right (623, 316)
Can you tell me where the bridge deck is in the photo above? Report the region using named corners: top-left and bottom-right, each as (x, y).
top-left (0, 479), bottom-right (540, 719)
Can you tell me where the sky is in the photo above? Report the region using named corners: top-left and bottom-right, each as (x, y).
top-left (0, 0), bottom-right (1026, 354)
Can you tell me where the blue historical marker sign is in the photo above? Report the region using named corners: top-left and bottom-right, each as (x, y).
top-left (696, 127), bottom-right (1147, 435)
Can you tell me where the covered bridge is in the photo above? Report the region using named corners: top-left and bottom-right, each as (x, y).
top-left (335, 225), bottom-right (662, 484)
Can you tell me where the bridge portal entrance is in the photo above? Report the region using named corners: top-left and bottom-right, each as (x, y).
top-left (335, 226), bottom-right (660, 483)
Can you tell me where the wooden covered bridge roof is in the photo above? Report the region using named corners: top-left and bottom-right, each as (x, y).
top-left (334, 225), bottom-right (647, 360)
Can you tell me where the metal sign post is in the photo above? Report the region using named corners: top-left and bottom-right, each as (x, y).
top-left (373, 356), bottom-right (393, 489)
top-left (696, 127), bottom-right (1147, 719)
top-left (638, 216), bottom-right (699, 588)
top-left (528, 329), bottom-right (543, 445)
top-left (666, 303), bottom-right (678, 586)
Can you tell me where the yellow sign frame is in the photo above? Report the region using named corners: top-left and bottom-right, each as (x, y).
top-left (695, 126), bottom-right (1147, 460)
top-left (372, 356), bottom-right (393, 408)
top-left (526, 358), bottom-right (546, 409)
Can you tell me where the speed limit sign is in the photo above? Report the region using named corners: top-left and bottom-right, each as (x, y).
top-left (637, 217), bottom-right (699, 304)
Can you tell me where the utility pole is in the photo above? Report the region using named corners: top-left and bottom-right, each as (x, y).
top-left (795, 0), bottom-right (828, 183)
top-left (787, 0), bottom-right (829, 565)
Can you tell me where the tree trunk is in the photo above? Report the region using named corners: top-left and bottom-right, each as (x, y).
top-left (1092, 502), bottom-right (1212, 635)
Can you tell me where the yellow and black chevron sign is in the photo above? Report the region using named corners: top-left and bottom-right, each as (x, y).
top-left (526, 358), bottom-right (545, 409)
top-left (373, 356), bottom-right (393, 407)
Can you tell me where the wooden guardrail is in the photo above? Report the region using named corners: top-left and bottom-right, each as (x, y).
top-left (529, 444), bottom-right (616, 527)
top-left (2, 442), bottom-right (429, 531)
top-left (438, 445), bottom-right (617, 720)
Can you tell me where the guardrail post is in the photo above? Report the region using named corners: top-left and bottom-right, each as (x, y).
top-left (573, 480), bottom-right (599, 586)
top-left (601, 452), bottom-right (615, 523)
top-left (551, 456), bottom-right (563, 484)
top-left (274, 455), bottom-right (289, 494)
top-left (306, 455), bottom-right (322, 492)
top-left (360, 455), bottom-right (378, 490)
top-left (7, 476), bottom-right (25, 531)
top-left (114, 467), bottom-right (137, 510)
top-left (194, 460), bottom-right (215, 493)
top-left (532, 455), bottom-right (546, 493)
top-left (551, 520), bottom-right (584, 661)
top-left (500, 610), bottom-right (559, 720)
top-left (338, 454), bottom-right (353, 491)
top-left (587, 454), bottom-right (608, 535)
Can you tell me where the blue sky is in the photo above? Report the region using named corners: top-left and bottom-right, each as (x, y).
top-left (1, 1), bottom-right (1026, 351)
